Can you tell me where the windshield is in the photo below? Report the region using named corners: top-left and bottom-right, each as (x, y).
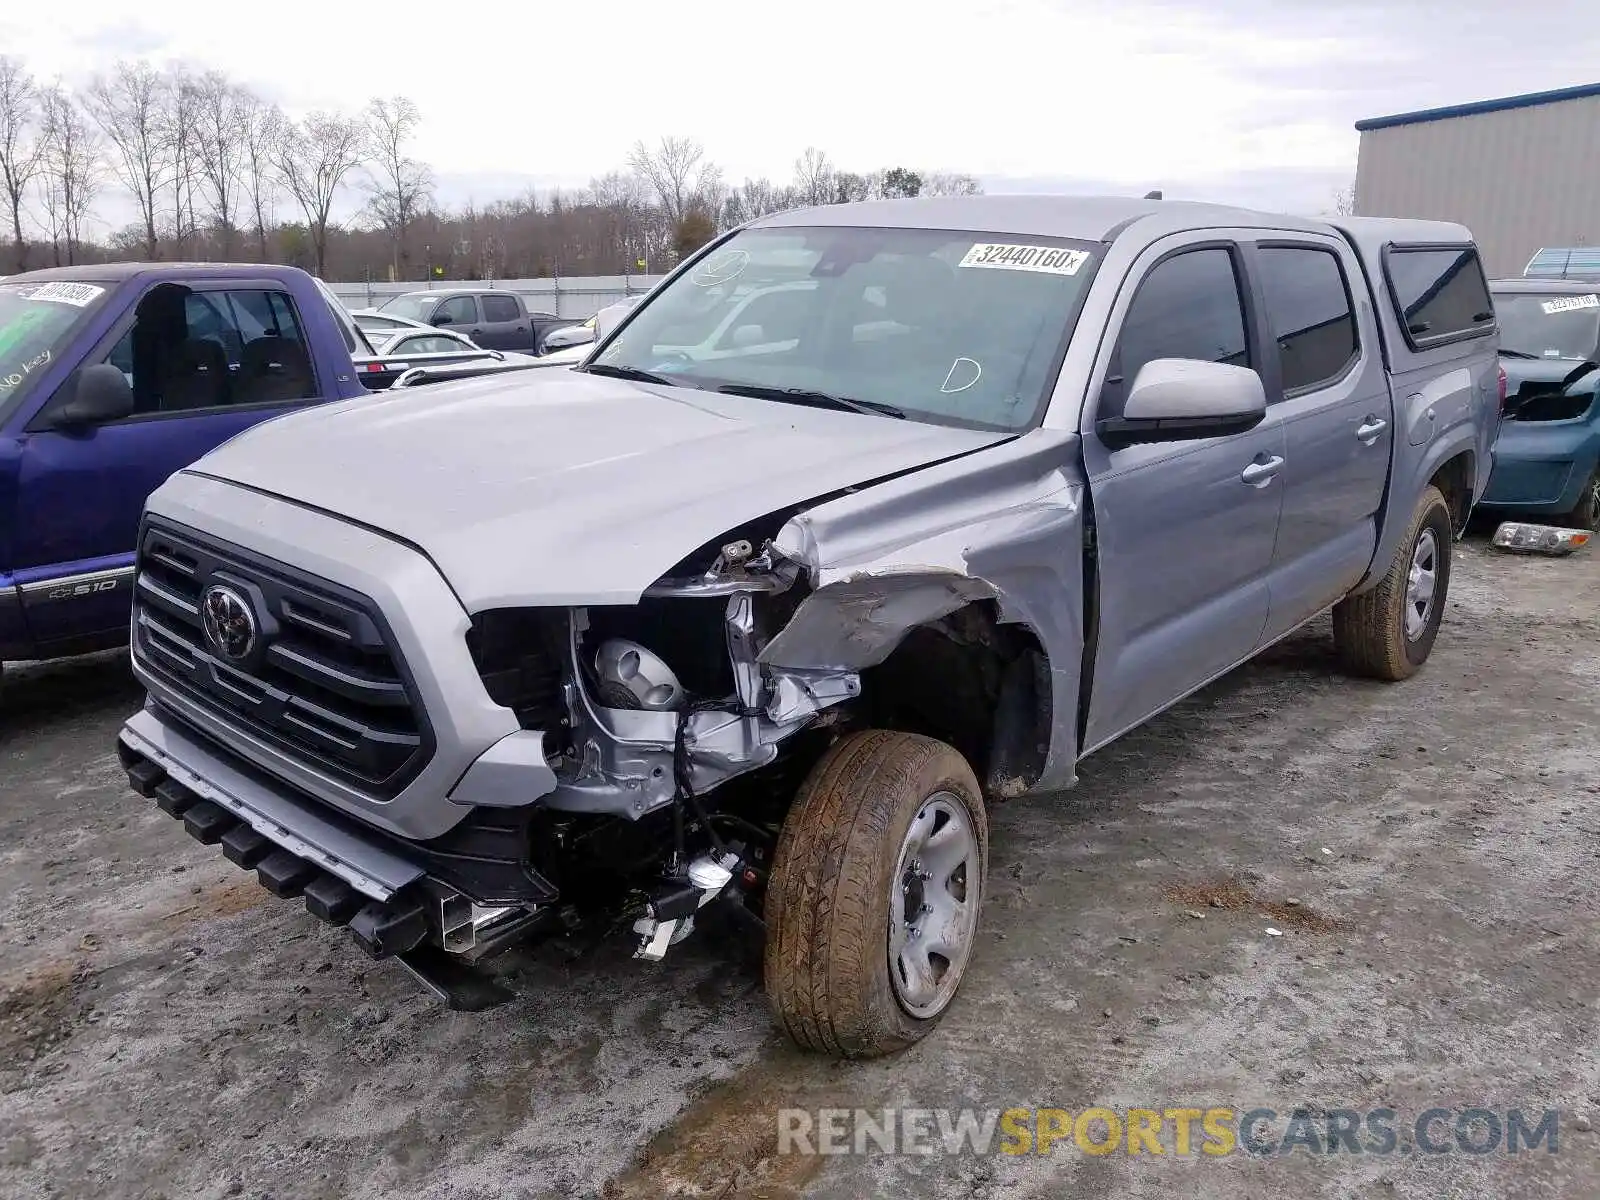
top-left (378, 294), bottom-right (440, 321)
top-left (587, 225), bottom-right (1099, 430)
top-left (0, 280), bottom-right (111, 409)
top-left (1493, 292), bottom-right (1600, 361)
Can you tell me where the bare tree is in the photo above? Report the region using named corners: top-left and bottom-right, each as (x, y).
top-left (362, 96), bottom-right (432, 279)
top-left (192, 71), bottom-right (249, 257)
top-left (0, 56), bottom-right (45, 271)
top-left (793, 146), bottom-right (835, 207)
top-left (240, 96), bottom-right (283, 260)
top-left (722, 177), bottom-right (797, 228)
top-left (627, 135), bottom-right (720, 227)
top-left (86, 60), bottom-right (172, 259)
top-left (589, 169), bottom-right (658, 273)
top-left (38, 85), bottom-right (101, 266)
top-left (272, 110), bottom-right (364, 277)
top-left (1331, 181), bottom-right (1356, 216)
top-left (833, 170), bottom-right (877, 204)
top-left (161, 67), bottom-right (203, 256)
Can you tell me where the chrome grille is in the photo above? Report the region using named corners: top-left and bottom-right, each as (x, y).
top-left (132, 518), bottom-right (431, 797)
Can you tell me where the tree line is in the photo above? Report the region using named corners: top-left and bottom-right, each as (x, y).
top-left (0, 55), bottom-right (983, 283)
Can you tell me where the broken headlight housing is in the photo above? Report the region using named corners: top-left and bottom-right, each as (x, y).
top-left (1491, 522), bottom-right (1593, 555)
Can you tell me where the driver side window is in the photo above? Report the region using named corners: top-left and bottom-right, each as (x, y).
top-left (104, 286), bottom-right (316, 416)
top-left (435, 296), bottom-right (477, 325)
top-left (1106, 247), bottom-right (1251, 416)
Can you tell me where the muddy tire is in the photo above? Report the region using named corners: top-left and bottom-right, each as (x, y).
top-left (763, 730), bottom-right (987, 1059)
top-left (1560, 467), bottom-right (1600, 532)
top-left (1333, 484), bottom-right (1453, 681)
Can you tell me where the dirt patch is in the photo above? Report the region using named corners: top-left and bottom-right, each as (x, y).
top-left (157, 877), bottom-right (274, 927)
top-left (1166, 877), bottom-right (1341, 932)
top-left (0, 958), bottom-right (95, 1066)
top-left (605, 1054), bottom-right (836, 1200)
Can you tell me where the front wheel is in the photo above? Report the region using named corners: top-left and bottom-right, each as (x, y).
top-left (763, 730), bottom-right (987, 1059)
top-left (1333, 484), bottom-right (1453, 681)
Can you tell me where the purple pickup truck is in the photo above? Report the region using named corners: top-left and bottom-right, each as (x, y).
top-left (0, 262), bottom-right (536, 679)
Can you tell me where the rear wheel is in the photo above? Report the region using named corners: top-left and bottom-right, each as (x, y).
top-left (1333, 485), bottom-right (1453, 681)
top-left (1560, 467), bottom-right (1600, 532)
top-left (763, 730), bottom-right (987, 1059)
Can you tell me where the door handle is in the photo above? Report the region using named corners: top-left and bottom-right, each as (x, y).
top-left (1356, 417), bottom-right (1388, 443)
top-left (1240, 455), bottom-right (1284, 487)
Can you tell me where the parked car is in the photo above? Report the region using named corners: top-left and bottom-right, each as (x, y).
top-left (117, 197), bottom-right (1496, 1059)
top-left (349, 309), bottom-right (433, 340)
top-left (376, 289), bottom-right (579, 355)
top-left (1478, 279), bottom-right (1600, 530)
top-left (349, 327), bottom-right (543, 390)
top-left (0, 264), bottom-right (526, 677)
top-left (543, 298), bottom-right (646, 352)
top-left (541, 322), bottom-right (594, 352)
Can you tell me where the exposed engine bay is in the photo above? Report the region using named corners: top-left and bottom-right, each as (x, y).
top-left (465, 526), bottom-right (863, 964)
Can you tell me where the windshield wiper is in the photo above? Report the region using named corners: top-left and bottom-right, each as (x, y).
top-left (580, 362), bottom-right (680, 386)
top-left (715, 383), bottom-right (906, 419)
top-left (1497, 348), bottom-right (1542, 359)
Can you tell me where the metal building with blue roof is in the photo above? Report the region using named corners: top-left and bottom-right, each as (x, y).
top-left (1354, 81), bottom-right (1600, 277)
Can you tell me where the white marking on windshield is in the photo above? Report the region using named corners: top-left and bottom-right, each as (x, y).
top-left (941, 357), bottom-right (983, 393)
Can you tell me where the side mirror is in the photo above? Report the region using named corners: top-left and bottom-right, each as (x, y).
top-left (45, 363), bottom-right (136, 431)
top-left (431, 312), bottom-right (452, 326)
top-left (1096, 358), bottom-right (1266, 448)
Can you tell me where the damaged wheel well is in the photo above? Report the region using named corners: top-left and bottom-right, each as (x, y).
top-left (854, 601), bottom-right (1050, 800)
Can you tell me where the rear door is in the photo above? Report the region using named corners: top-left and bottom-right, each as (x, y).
top-left (1080, 236), bottom-right (1287, 751)
top-left (13, 282), bottom-right (329, 652)
top-left (476, 293), bottom-right (528, 350)
top-left (1249, 236), bottom-right (1393, 641)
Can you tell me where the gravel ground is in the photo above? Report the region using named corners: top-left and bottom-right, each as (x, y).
top-left (2, 535), bottom-right (1597, 1199)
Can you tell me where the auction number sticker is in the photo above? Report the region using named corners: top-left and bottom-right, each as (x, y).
top-left (959, 243), bottom-right (1090, 275)
top-left (23, 281), bottom-right (106, 307)
top-left (1541, 294), bottom-right (1599, 315)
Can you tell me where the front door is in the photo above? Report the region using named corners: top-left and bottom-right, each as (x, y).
top-left (1080, 240), bottom-right (1286, 751)
top-left (431, 294), bottom-right (481, 343)
top-left (14, 282), bottom-right (329, 653)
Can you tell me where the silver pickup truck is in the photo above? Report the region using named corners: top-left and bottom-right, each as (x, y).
top-left (117, 197), bottom-right (1500, 1058)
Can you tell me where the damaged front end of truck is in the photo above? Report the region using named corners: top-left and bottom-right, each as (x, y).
top-left (116, 427), bottom-right (1086, 1024)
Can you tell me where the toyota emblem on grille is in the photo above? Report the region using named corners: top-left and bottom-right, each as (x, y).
top-left (201, 584), bottom-right (258, 662)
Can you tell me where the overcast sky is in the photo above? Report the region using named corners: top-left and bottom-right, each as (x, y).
top-left (6, 0), bottom-right (1600, 231)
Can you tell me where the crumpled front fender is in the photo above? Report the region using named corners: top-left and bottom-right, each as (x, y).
top-left (761, 429), bottom-right (1088, 794)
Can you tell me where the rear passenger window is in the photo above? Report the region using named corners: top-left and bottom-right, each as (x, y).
top-left (481, 294), bottom-right (520, 322)
top-left (1112, 248), bottom-right (1250, 411)
top-left (1385, 247), bottom-right (1494, 348)
top-left (1256, 247), bottom-right (1359, 394)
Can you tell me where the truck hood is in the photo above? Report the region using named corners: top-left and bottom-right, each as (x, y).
top-left (183, 370), bottom-right (1009, 609)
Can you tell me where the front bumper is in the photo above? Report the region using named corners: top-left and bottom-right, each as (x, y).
top-left (118, 703), bottom-right (553, 959)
